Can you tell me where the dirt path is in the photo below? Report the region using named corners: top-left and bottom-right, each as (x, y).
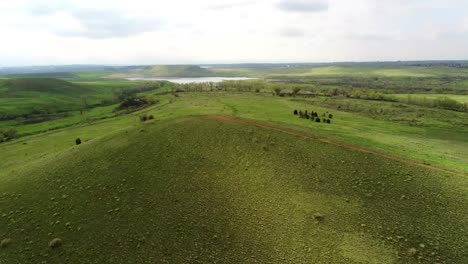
top-left (206, 115), bottom-right (467, 177)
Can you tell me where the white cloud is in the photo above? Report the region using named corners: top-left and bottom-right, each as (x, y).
top-left (277, 0), bottom-right (329, 13)
top-left (0, 0), bottom-right (467, 66)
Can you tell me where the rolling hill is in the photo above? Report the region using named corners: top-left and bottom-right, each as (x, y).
top-left (0, 78), bottom-right (141, 120)
top-left (0, 116), bottom-right (466, 263)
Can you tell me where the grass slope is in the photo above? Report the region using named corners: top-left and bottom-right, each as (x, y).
top-left (0, 78), bottom-right (141, 119)
top-left (0, 116), bottom-right (466, 263)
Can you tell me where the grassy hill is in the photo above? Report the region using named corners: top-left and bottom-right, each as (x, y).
top-left (0, 115), bottom-right (466, 263)
top-left (1, 78), bottom-right (92, 95)
top-left (0, 78), bottom-right (141, 120)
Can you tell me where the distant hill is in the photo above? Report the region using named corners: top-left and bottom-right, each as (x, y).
top-left (107, 65), bottom-right (214, 78)
top-left (0, 65), bottom-right (121, 75)
top-left (1, 78), bottom-right (91, 95)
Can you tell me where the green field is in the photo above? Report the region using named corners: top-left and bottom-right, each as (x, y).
top-left (0, 65), bottom-right (467, 263)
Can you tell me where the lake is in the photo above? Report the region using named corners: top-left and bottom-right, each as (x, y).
top-left (126, 77), bottom-right (256, 84)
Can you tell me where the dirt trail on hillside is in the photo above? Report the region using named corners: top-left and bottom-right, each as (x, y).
top-left (206, 115), bottom-right (466, 177)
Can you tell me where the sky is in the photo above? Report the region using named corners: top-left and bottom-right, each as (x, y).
top-left (0, 0), bottom-right (468, 66)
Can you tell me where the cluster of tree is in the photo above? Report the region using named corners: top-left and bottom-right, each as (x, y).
top-left (433, 97), bottom-right (467, 112)
top-left (114, 90), bottom-right (151, 112)
top-left (0, 128), bottom-right (17, 143)
top-left (112, 82), bottom-right (165, 102)
top-left (172, 80), bottom-right (268, 93)
top-left (402, 95), bottom-right (467, 112)
top-left (294, 110), bottom-right (333, 124)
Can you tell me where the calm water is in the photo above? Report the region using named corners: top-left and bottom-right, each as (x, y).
top-left (126, 77), bottom-right (256, 84)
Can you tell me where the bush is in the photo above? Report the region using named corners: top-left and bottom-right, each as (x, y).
top-left (329, 114), bottom-right (333, 119)
top-left (148, 115), bottom-right (155, 120)
top-left (293, 110), bottom-right (298, 115)
top-left (315, 118), bottom-right (321, 123)
top-left (75, 138), bottom-right (82, 145)
top-left (0, 129), bottom-right (17, 143)
top-left (433, 97), bottom-right (465, 112)
top-left (140, 115), bottom-right (148, 122)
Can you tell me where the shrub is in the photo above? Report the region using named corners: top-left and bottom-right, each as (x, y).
top-left (75, 138), bottom-right (82, 145)
top-left (48, 238), bottom-right (63, 249)
top-left (148, 115), bottom-right (155, 120)
top-left (329, 114), bottom-right (333, 119)
top-left (315, 118), bottom-right (321, 123)
top-left (326, 119), bottom-right (331, 124)
top-left (292, 88), bottom-right (301, 96)
top-left (433, 97), bottom-right (465, 112)
top-left (0, 129), bottom-right (17, 143)
top-left (293, 110), bottom-right (298, 115)
top-left (274, 88), bottom-right (282, 96)
top-left (140, 115), bottom-right (148, 122)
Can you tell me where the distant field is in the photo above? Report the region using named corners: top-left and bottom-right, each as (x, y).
top-left (78, 64), bottom-right (468, 79)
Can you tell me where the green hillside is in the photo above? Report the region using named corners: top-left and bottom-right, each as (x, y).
top-left (0, 78), bottom-right (141, 120)
top-left (1, 78), bottom-right (87, 94)
top-left (0, 116), bottom-right (466, 263)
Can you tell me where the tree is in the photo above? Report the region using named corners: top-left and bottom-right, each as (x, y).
top-left (292, 88), bottom-right (301, 96)
top-left (0, 129), bottom-right (17, 143)
top-left (274, 88), bottom-right (282, 96)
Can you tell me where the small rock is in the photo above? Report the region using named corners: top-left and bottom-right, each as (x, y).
top-left (408, 247), bottom-right (418, 256)
top-left (313, 213), bottom-right (324, 222)
top-left (0, 238), bottom-right (12, 248)
top-left (48, 238), bottom-right (63, 249)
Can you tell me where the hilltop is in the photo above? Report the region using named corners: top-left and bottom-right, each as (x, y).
top-left (0, 116), bottom-right (466, 263)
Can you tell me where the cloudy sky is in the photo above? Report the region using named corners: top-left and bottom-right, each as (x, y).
top-left (0, 0), bottom-right (467, 66)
